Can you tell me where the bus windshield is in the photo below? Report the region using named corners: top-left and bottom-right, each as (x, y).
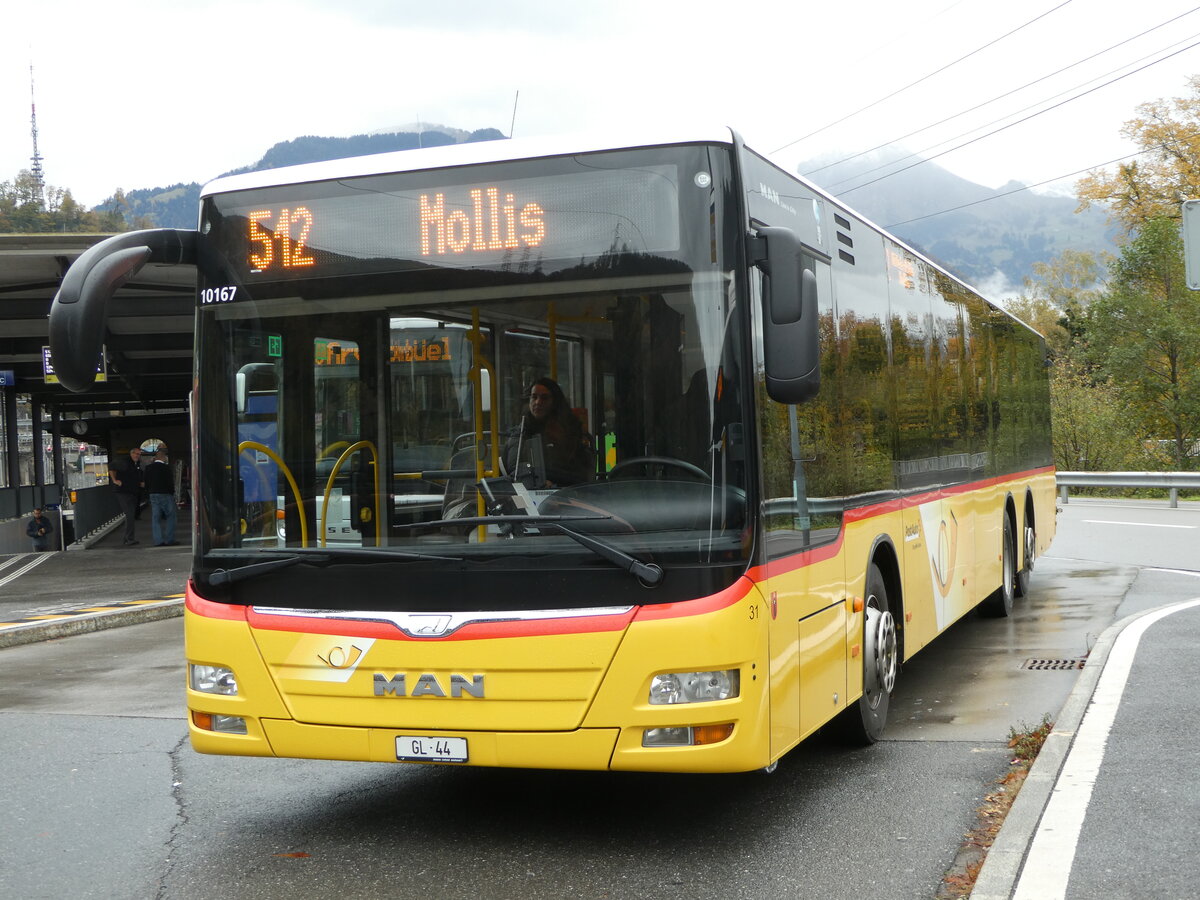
top-left (193, 144), bottom-right (750, 610)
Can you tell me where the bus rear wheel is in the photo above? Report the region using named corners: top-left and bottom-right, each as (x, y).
top-left (1015, 518), bottom-right (1035, 598)
top-left (838, 562), bottom-right (897, 744)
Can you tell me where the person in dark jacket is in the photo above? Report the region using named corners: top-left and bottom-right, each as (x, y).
top-left (26, 507), bottom-right (53, 552)
top-left (145, 448), bottom-right (178, 546)
top-left (502, 377), bottom-right (593, 487)
top-left (109, 447), bottom-right (143, 545)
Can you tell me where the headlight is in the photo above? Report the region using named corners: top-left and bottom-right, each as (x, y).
top-left (649, 669), bottom-right (739, 705)
top-left (190, 664), bottom-right (238, 695)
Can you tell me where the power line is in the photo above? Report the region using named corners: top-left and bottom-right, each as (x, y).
top-left (771, 0), bottom-right (1074, 154)
top-left (835, 36), bottom-right (1200, 196)
top-left (881, 149), bottom-right (1147, 229)
top-left (803, 5), bottom-right (1200, 179)
top-left (825, 29), bottom-right (1200, 193)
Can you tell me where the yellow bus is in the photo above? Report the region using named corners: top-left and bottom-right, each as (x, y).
top-left (50, 127), bottom-right (1054, 772)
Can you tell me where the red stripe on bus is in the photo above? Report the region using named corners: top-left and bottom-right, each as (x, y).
top-left (633, 578), bottom-right (755, 621)
top-left (749, 467), bottom-right (1054, 581)
top-left (186, 585), bottom-right (248, 620)
top-left (187, 466), bottom-right (1053, 632)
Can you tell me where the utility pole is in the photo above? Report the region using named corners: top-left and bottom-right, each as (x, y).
top-left (29, 63), bottom-right (46, 209)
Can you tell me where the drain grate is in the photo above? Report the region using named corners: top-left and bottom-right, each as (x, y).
top-left (1022, 657), bottom-right (1087, 671)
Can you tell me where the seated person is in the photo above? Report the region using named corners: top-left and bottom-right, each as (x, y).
top-left (502, 377), bottom-right (593, 488)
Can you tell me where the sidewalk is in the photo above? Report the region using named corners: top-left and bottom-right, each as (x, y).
top-left (972, 597), bottom-right (1200, 899)
top-left (0, 507), bottom-right (189, 649)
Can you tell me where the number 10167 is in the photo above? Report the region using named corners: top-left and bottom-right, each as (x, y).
top-left (200, 286), bottom-right (238, 304)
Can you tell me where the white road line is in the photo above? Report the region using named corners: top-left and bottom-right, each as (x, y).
top-left (1013, 596), bottom-right (1200, 900)
top-left (1082, 519), bottom-right (1197, 529)
top-left (0, 553), bottom-right (51, 590)
top-left (0, 553), bottom-right (35, 574)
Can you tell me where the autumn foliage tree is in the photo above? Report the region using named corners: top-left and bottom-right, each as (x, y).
top-left (1076, 75), bottom-right (1200, 235)
top-left (0, 169), bottom-right (132, 233)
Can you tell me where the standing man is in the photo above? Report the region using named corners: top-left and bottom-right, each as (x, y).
top-left (145, 448), bottom-right (178, 546)
top-left (109, 447), bottom-right (143, 545)
top-left (26, 507), bottom-right (53, 552)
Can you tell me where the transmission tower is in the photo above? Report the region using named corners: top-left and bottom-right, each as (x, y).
top-left (28, 63), bottom-right (46, 208)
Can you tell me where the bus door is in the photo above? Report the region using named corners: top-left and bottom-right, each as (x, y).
top-left (388, 318), bottom-right (482, 532)
top-left (313, 333), bottom-right (371, 544)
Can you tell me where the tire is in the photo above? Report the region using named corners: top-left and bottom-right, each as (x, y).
top-left (838, 562), bottom-right (897, 744)
top-left (983, 514), bottom-right (1017, 617)
top-left (1015, 516), bottom-right (1035, 598)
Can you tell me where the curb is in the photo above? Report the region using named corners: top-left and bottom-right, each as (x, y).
top-left (0, 597), bottom-right (184, 650)
top-left (969, 603), bottom-right (1175, 899)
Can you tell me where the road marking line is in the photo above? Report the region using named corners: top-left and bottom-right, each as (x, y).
top-left (0, 552), bottom-right (50, 589)
top-left (0, 553), bottom-right (36, 575)
top-left (1082, 519), bottom-right (1196, 529)
top-left (1013, 596), bottom-right (1200, 900)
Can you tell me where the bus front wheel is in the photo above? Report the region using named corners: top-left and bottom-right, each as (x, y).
top-left (839, 562), bottom-right (897, 744)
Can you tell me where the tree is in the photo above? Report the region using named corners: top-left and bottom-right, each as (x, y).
top-left (1050, 358), bottom-right (1143, 471)
top-left (1006, 249), bottom-right (1107, 360)
top-left (0, 169), bottom-right (135, 233)
top-left (1076, 76), bottom-right (1200, 236)
top-left (1085, 217), bottom-right (1200, 468)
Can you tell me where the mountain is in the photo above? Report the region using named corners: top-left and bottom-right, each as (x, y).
top-left (105, 137), bottom-right (1114, 297)
top-left (106, 126), bottom-right (507, 229)
top-left (800, 148), bottom-right (1115, 297)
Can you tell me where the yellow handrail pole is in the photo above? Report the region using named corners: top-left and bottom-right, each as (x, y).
top-left (237, 441), bottom-right (309, 548)
top-left (320, 440), bottom-right (381, 547)
top-left (319, 440), bottom-right (350, 460)
top-left (467, 310), bottom-right (499, 542)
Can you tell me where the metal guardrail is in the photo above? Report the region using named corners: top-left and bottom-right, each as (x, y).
top-left (1057, 471), bottom-right (1200, 508)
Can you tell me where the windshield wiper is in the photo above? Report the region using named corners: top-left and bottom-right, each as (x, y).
top-left (399, 514), bottom-right (663, 587)
top-left (208, 553), bottom-right (330, 586)
top-left (545, 521), bottom-right (664, 587)
top-left (205, 545), bottom-right (463, 586)
top-left (402, 513), bottom-right (609, 530)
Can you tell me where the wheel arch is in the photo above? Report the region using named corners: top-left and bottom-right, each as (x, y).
top-left (1023, 489), bottom-right (1036, 561)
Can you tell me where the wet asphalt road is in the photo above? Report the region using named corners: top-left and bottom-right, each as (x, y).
top-left (2, 499), bottom-right (1197, 898)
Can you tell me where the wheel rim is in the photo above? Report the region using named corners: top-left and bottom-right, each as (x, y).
top-left (864, 601), bottom-right (898, 709)
top-left (1023, 525), bottom-right (1035, 572)
top-left (1004, 524), bottom-right (1016, 600)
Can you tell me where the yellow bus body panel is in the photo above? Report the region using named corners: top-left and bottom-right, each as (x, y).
top-left (248, 625), bottom-right (627, 732)
top-left (186, 469), bottom-right (1056, 772)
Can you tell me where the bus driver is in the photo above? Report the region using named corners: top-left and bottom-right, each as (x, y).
top-left (502, 377), bottom-right (593, 488)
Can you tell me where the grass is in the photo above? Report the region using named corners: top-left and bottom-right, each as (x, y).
top-left (936, 715), bottom-right (1055, 899)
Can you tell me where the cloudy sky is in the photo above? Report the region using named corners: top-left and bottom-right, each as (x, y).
top-left (2, 0), bottom-right (1199, 210)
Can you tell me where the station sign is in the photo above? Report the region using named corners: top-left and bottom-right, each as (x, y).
top-left (0, 369), bottom-right (15, 387)
top-left (1183, 200), bottom-right (1200, 291)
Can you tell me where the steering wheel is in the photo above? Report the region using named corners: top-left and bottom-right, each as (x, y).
top-left (607, 455), bottom-right (710, 481)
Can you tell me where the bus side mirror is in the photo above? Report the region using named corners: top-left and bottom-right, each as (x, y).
top-left (49, 229), bottom-right (197, 393)
top-left (752, 227), bottom-right (821, 403)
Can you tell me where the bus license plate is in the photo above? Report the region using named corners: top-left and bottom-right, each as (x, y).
top-left (396, 735), bottom-right (468, 763)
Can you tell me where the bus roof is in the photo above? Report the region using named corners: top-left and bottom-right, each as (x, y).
top-left (201, 126), bottom-right (738, 198)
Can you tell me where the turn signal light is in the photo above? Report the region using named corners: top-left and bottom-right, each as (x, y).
top-left (192, 711), bottom-right (247, 734)
top-left (692, 723), bottom-right (735, 745)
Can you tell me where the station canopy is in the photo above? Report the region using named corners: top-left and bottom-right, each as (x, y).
top-left (0, 233), bottom-right (195, 416)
